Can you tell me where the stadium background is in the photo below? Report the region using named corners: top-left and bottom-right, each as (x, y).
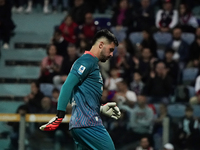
top-left (0, 0), bottom-right (200, 150)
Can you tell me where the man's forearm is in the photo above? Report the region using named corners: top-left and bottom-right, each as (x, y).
top-left (57, 73), bottom-right (79, 112)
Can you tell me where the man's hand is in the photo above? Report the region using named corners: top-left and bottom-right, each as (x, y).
top-left (39, 110), bottom-right (65, 131)
top-left (100, 102), bottom-right (121, 120)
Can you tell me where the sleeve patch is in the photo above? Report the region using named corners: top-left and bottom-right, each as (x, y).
top-left (77, 65), bottom-right (86, 75)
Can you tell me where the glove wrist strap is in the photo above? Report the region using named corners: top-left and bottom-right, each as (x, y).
top-left (57, 110), bottom-right (65, 118)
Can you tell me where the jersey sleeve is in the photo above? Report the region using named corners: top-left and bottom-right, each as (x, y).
top-left (70, 57), bottom-right (93, 82)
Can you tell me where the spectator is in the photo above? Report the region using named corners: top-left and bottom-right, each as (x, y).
top-left (53, 44), bottom-right (79, 86)
top-left (105, 67), bottom-right (123, 91)
top-left (134, 0), bottom-right (155, 31)
top-left (40, 96), bottom-right (56, 114)
top-left (188, 37), bottom-right (200, 66)
top-left (196, 27), bottom-right (200, 39)
top-left (178, 3), bottom-right (198, 33)
top-left (114, 80), bottom-right (137, 108)
top-left (111, 0), bottom-right (133, 28)
top-left (128, 95), bottom-right (154, 144)
top-left (163, 143), bottom-right (174, 150)
top-left (140, 30), bottom-right (158, 58)
top-left (69, 0), bottom-right (91, 25)
top-left (130, 72), bottom-right (144, 95)
top-left (109, 109), bottom-right (131, 148)
top-left (77, 38), bottom-right (90, 55)
top-left (59, 15), bottom-right (78, 44)
top-left (189, 89), bottom-right (200, 105)
top-left (142, 61), bottom-right (172, 103)
top-left (12, 0), bottom-right (25, 13)
top-left (0, 0), bottom-right (15, 49)
top-left (78, 12), bottom-right (97, 42)
top-left (24, 81), bottom-right (44, 113)
top-left (7, 105), bottom-right (29, 150)
top-left (175, 106), bottom-right (200, 150)
top-left (155, 0), bottom-right (178, 32)
top-left (135, 137), bottom-right (154, 150)
top-left (110, 43), bottom-right (132, 80)
top-left (133, 48), bottom-right (156, 82)
top-left (52, 0), bottom-right (68, 13)
top-left (100, 88), bottom-right (109, 104)
top-left (51, 88), bottom-right (60, 107)
top-left (195, 75), bottom-right (200, 92)
top-left (163, 48), bottom-right (179, 85)
top-left (25, 0), bottom-right (50, 14)
top-left (167, 27), bottom-right (189, 64)
top-left (39, 44), bottom-right (63, 83)
top-left (52, 29), bottom-right (68, 57)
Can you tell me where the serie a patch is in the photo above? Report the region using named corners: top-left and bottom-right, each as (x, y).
top-left (77, 65), bottom-right (86, 75)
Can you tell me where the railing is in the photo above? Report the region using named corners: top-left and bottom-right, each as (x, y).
top-left (0, 114), bottom-right (170, 150)
top-left (0, 114), bottom-right (71, 150)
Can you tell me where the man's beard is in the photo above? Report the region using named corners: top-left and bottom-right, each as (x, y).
top-left (99, 50), bottom-right (110, 62)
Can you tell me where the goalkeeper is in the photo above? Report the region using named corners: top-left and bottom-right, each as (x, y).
top-left (40, 29), bottom-right (121, 150)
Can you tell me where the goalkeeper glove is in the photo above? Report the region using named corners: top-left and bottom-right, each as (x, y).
top-left (39, 110), bottom-right (65, 131)
top-left (100, 102), bottom-right (121, 120)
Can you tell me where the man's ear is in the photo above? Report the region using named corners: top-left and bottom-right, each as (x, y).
top-left (99, 42), bottom-right (104, 49)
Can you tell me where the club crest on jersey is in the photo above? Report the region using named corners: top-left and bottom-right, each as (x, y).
top-left (77, 65), bottom-right (86, 75)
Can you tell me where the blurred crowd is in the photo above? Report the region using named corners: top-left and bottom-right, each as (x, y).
top-left (1, 0), bottom-right (200, 149)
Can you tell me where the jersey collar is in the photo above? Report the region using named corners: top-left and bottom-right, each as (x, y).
top-left (84, 51), bottom-right (99, 62)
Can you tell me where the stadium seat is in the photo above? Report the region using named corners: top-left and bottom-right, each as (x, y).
top-left (167, 104), bottom-right (186, 118)
top-left (0, 84), bottom-right (30, 97)
top-left (182, 68), bottom-right (199, 85)
top-left (153, 32), bottom-right (172, 45)
top-left (40, 83), bottom-right (54, 97)
top-left (187, 86), bottom-right (196, 98)
top-left (174, 85), bottom-right (189, 103)
top-left (181, 33), bottom-right (195, 45)
top-left (110, 27), bottom-right (127, 42)
top-left (156, 49), bottom-right (165, 60)
top-left (192, 105), bottom-right (200, 117)
top-left (129, 32), bottom-right (143, 45)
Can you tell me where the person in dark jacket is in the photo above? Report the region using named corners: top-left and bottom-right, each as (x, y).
top-left (111, 0), bottom-right (133, 28)
top-left (140, 30), bottom-right (158, 58)
top-left (142, 61), bottom-right (172, 103)
top-left (167, 27), bottom-right (189, 64)
top-left (0, 0), bottom-right (15, 49)
top-left (52, 29), bottom-right (68, 57)
top-left (134, 0), bottom-right (155, 31)
top-left (175, 106), bottom-right (200, 150)
top-left (24, 81), bottom-right (44, 113)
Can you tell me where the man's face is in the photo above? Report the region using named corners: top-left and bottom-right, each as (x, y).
top-left (140, 138), bottom-right (149, 148)
top-left (99, 42), bottom-right (115, 62)
top-left (137, 95), bottom-right (146, 106)
top-left (173, 28), bottom-right (182, 39)
top-left (163, 2), bottom-right (172, 11)
top-left (141, 0), bottom-right (150, 8)
top-left (156, 62), bottom-right (166, 75)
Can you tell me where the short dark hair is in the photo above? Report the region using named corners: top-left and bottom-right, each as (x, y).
top-left (52, 88), bottom-right (60, 93)
top-left (185, 105), bottom-right (193, 112)
top-left (165, 48), bottom-right (175, 54)
top-left (92, 29), bottom-right (118, 46)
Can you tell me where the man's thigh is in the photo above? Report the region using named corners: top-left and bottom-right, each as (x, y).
top-left (70, 126), bottom-right (115, 150)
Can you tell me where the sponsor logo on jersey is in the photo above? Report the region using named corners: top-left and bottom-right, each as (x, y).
top-left (77, 65), bottom-right (86, 75)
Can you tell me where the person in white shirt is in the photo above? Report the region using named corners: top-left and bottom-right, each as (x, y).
top-left (155, 0), bottom-right (178, 32)
top-left (105, 67), bottom-right (123, 91)
top-left (114, 80), bottom-right (137, 108)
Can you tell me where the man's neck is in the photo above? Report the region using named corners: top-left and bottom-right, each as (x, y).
top-left (90, 46), bottom-right (99, 59)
